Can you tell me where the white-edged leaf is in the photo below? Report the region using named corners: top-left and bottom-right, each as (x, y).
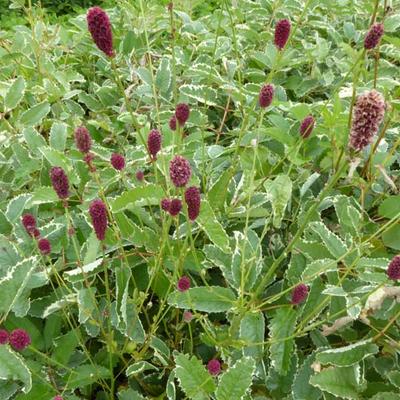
top-left (264, 175), bottom-right (292, 228)
top-left (174, 352), bottom-right (216, 400)
top-left (269, 307), bottom-right (297, 375)
top-left (168, 286), bottom-right (236, 313)
top-left (5, 76), bottom-right (26, 111)
top-left (216, 357), bottom-right (255, 400)
top-left (309, 365), bottom-right (363, 399)
top-left (316, 339), bottom-right (379, 367)
top-left (0, 346), bottom-right (32, 393)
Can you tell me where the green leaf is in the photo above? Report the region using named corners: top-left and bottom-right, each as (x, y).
top-left (19, 101), bottom-right (50, 126)
top-left (231, 230), bottom-right (262, 291)
top-left (197, 200), bottom-right (230, 252)
top-left (65, 364), bottom-right (111, 390)
top-left (22, 127), bottom-right (47, 154)
top-left (156, 57), bottom-right (172, 94)
top-left (264, 175), bottom-right (292, 228)
top-left (240, 310), bottom-right (265, 361)
top-left (216, 357), bottom-right (255, 400)
top-left (53, 329), bottom-right (80, 365)
top-left (49, 122), bottom-right (68, 152)
top-left (180, 84), bottom-right (218, 106)
top-left (118, 388), bottom-right (145, 400)
top-left (64, 258), bottom-right (103, 283)
top-left (168, 286), bottom-right (236, 313)
top-left (378, 195), bottom-right (400, 219)
top-left (174, 352), bottom-right (216, 400)
top-left (207, 168), bottom-right (232, 211)
top-left (77, 287), bottom-right (100, 337)
top-left (111, 185), bottom-right (165, 212)
top-left (269, 307), bottom-right (297, 375)
top-left (126, 361), bottom-right (158, 376)
top-left (382, 224), bottom-right (400, 250)
top-left (308, 222), bottom-right (348, 260)
top-left (292, 353), bottom-right (321, 400)
top-left (0, 257), bottom-right (37, 317)
top-left (28, 187), bottom-right (58, 206)
top-left (5, 76), bottom-right (26, 111)
top-left (0, 346), bottom-right (32, 393)
top-left (6, 194), bottom-right (32, 223)
top-left (316, 339), bottom-right (379, 367)
top-left (309, 365), bottom-right (362, 399)
top-left (302, 259), bottom-right (336, 280)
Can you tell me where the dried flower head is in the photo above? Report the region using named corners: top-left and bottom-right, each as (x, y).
top-left (169, 199), bottom-right (182, 217)
top-left (175, 103), bottom-right (190, 126)
top-left (183, 311), bottom-right (193, 323)
top-left (148, 129), bottom-right (162, 159)
top-left (161, 198), bottom-right (171, 212)
top-left (259, 84), bottom-right (274, 108)
top-left (207, 359), bottom-right (221, 376)
top-left (184, 186), bottom-right (201, 221)
top-left (38, 238), bottom-right (51, 255)
top-left (9, 329), bottom-right (31, 351)
top-left (349, 90), bottom-right (385, 151)
top-left (169, 115), bottom-right (177, 131)
top-left (274, 19), bottom-right (291, 50)
top-left (170, 155), bottom-right (191, 187)
top-left (111, 153), bottom-right (125, 171)
top-left (22, 214), bottom-right (37, 236)
top-left (387, 255), bottom-right (400, 281)
top-left (364, 23), bottom-right (384, 50)
top-left (300, 115), bottom-right (315, 139)
top-left (87, 7), bottom-right (114, 57)
top-left (0, 329), bottom-right (9, 345)
top-left (177, 276), bottom-right (191, 292)
top-left (136, 170), bottom-right (144, 181)
top-left (50, 167), bottom-right (69, 200)
top-left (89, 199), bottom-right (108, 241)
top-left (75, 126), bottom-right (92, 154)
top-left (291, 283), bottom-right (309, 305)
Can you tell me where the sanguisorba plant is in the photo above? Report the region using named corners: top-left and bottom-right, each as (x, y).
top-left (0, 0), bottom-right (400, 399)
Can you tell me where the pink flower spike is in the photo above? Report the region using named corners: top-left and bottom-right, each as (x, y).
top-left (9, 329), bottom-right (31, 351)
top-left (207, 359), bottom-right (221, 376)
top-left (177, 276), bottom-right (190, 292)
top-left (291, 283), bottom-right (309, 305)
top-left (0, 329), bottom-right (9, 345)
top-left (387, 255), bottom-right (400, 281)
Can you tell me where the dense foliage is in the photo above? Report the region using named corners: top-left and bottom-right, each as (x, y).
top-left (0, 0), bottom-right (400, 399)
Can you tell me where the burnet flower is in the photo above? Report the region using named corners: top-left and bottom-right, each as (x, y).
top-left (274, 19), bottom-right (291, 50)
top-left (259, 84), bottom-right (274, 108)
top-left (291, 284), bottom-right (309, 305)
top-left (364, 23), bottom-right (384, 50)
top-left (349, 90), bottom-right (385, 151)
top-left (177, 276), bottom-right (190, 292)
top-left (22, 214), bottom-right (37, 237)
top-left (300, 115), bottom-right (315, 139)
top-left (9, 329), bottom-right (31, 351)
top-left (161, 198), bottom-right (171, 212)
top-left (207, 359), bottom-right (221, 376)
top-left (75, 126), bottom-right (92, 154)
top-left (111, 153), bottom-right (125, 171)
top-left (50, 167), bottom-right (69, 200)
top-left (148, 129), bottom-right (162, 159)
top-left (169, 199), bottom-right (182, 217)
top-left (170, 156), bottom-right (191, 187)
top-left (38, 238), bottom-right (51, 255)
top-left (0, 329), bottom-right (9, 345)
top-left (184, 186), bottom-right (201, 221)
top-left (169, 115), bottom-right (177, 131)
top-left (175, 103), bottom-right (190, 126)
top-left (87, 7), bottom-right (114, 57)
top-left (89, 199), bottom-right (108, 241)
top-left (387, 255), bottom-right (400, 281)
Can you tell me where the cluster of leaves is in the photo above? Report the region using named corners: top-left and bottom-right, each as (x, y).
top-left (0, 0), bottom-right (400, 399)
